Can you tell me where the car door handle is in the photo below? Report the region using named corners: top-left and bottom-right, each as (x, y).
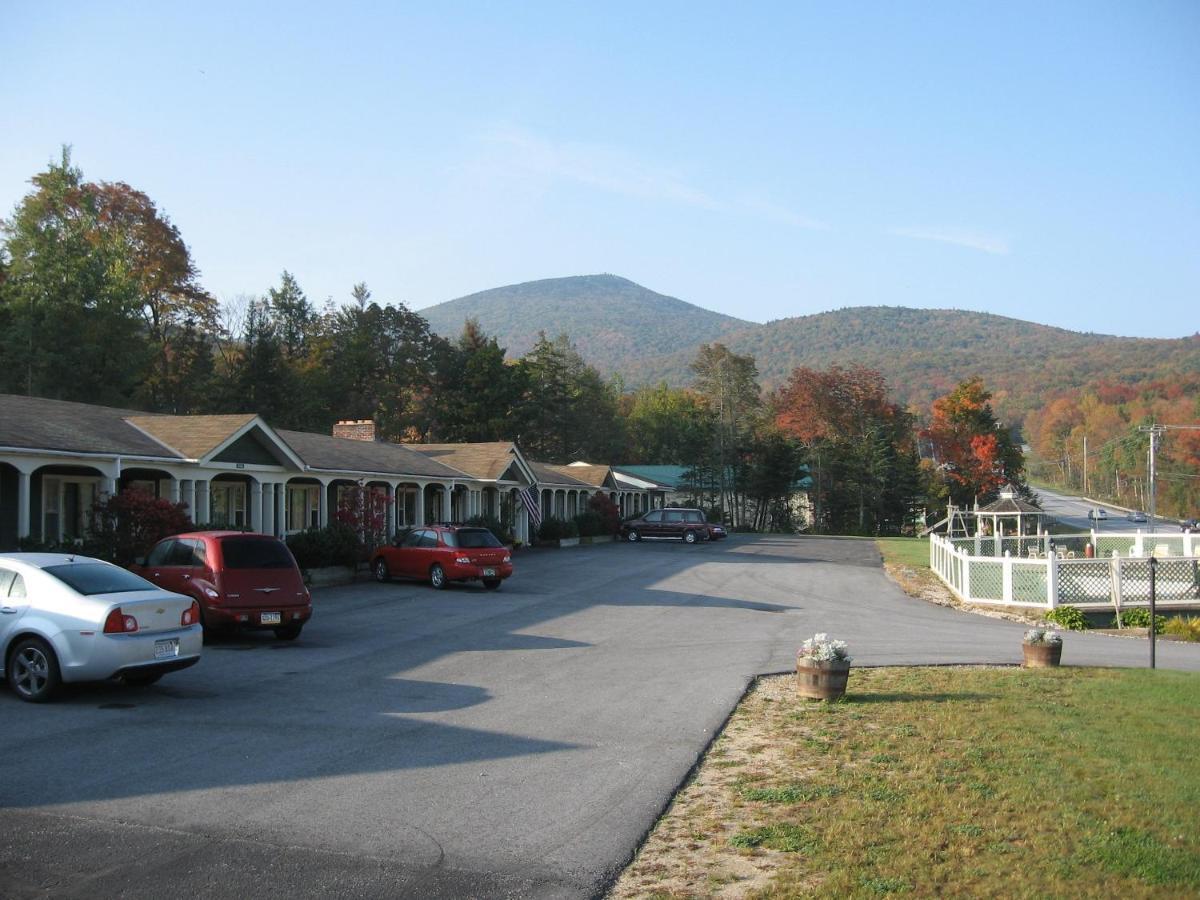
top-left (182, 574), bottom-right (191, 580)
top-left (1, 606), bottom-right (16, 614)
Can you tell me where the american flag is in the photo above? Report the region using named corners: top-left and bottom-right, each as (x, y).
top-left (519, 485), bottom-right (542, 529)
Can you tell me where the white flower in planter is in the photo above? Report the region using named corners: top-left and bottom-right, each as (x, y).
top-left (1023, 628), bottom-right (1062, 645)
top-left (799, 632), bottom-right (852, 662)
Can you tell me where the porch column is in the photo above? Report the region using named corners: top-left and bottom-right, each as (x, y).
top-left (275, 482), bottom-right (287, 536)
top-left (414, 483), bottom-right (425, 526)
top-left (319, 480), bottom-right (330, 527)
top-left (16, 468), bottom-right (31, 539)
top-left (262, 483), bottom-right (275, 536)
top-left (386, 483), bottom-right (397, 536)
top-left (168, 478), bottom-right (181, 503)
top-left (183, 479), bottom-right (196, 521)
top-left (250, 482), bottom-right (263, 532)
top-left (194, 480), bottom-right (210, 523)
top-left (442, 484), bottom-right (453, 523)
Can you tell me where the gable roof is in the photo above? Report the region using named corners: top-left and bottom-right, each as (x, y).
top-left (529, 461), bottom-right (595, 488)
top-left (562, 462), bottom-right (614, 489)
top-left (278, 430), bottom-right (466, 479)
top-left (0, 394), bottom-right (182, 459)
top-left (408, 442), bottom-right (528, 482)
top-left (126, 414), bottom-right (258, 460)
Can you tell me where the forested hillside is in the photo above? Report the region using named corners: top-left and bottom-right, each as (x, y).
top-left (424, 277), bottom-right (1199, 427)
top-left (418, 274), bottom-right (750, 370)
top-left (627, 307), bottom-right (1200, 425)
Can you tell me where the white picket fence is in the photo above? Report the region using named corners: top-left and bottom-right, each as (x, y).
top-left (929, 531), bottom-right (1200, 610)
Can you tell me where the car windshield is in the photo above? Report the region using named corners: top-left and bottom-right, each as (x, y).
top-left (444, 529), bottom-right (503, 549)
top-left (45, 563), bottom-right (157, 596)
top-left (221, 538), bottom-right (296, 569)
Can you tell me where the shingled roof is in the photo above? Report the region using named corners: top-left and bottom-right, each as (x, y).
top-left (408, 442), bottom-right (525, 481)
top-left (126, 414), bottom-right (258, 459)
top-left (0, 394), bottom-right (182, 459)
top-left (529, 461), bottom-right (594, 488)
top-left (561, 462), bottom-right (614, 488)
top-left (278, 430), bottom-right (466, 479)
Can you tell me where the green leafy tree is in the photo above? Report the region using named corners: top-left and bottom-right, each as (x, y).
top-left (427, 319), bottom-right (526, 442)
top-left (690, 343), bottom-right (761, 524)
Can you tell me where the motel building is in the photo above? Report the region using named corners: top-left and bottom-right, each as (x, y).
top-left (0, 394), bottom-right (667, 551)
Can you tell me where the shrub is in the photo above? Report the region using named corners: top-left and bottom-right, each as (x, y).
top-left (537, 516), bottom-right (579, 542)
top-left (465, 514), bottom-right (514, 546)
top-left (286, 523), bottom-right (360, 570)
top-left (587, 492), bottom-right (620, 535)
top-left (573, 510), bottom-right (604, 537)
top-left (1117, 608), bottom-right (1167, 634)
top-left (1163, 616), bottom-right (1200, 642)
top-left (85, 489), bottom-right (193, 566)
top-left (1045, 605), bottom-right (1090, 631)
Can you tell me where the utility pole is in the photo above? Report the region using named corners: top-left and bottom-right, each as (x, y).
top-left (1138, 425), bottom-right (1165, 533)
top-left (1083, 433), bottom-right (1088, 495)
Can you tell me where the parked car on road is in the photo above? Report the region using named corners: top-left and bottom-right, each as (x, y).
top-left (1126, 510), bottom-right (1148, 523)
top-left (706, 522), bottom-right (728, 541)
top-left (1183, 518), bottom-right (1199, 533)
top-left (1087, 508), bottom-right (1108, 521)
top-left (1, 553), bottom-right (202, 702)
top-left (621, 508), bottom-right (710, 544)
top-left (372, 525), bottom-right (512, 590)
top-left (133, 532), bottom-right (311, 640)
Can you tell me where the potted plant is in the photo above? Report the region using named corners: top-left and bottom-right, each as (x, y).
top-left (796, 633), bottom-right (852, 700)
top-left (1022, 628), bottom-right (1063, 668)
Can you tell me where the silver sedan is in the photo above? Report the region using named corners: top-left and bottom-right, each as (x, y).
top-left (1, 553), bottom-right (203, 702)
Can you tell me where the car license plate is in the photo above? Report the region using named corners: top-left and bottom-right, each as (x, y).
top-left (154, 638), bottom-right (179, 659)
top-left (261, 612), bottom-right (282, 625)
top-left (482, 568), bottom-right (496, 577)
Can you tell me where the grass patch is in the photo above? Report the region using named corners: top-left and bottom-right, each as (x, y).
top-left (611, 667), bottom-right (1200, 898)
top-left (875, 537), bottom-right (929, 570)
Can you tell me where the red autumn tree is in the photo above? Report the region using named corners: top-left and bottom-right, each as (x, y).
top-left (922, 377), bottom-right (1026, 506)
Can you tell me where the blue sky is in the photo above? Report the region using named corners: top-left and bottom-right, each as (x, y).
top-left (2, 2), bottom-right (1197, 337)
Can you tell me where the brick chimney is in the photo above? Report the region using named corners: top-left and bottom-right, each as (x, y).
top-left (333, 419), bottom-right (377, 442)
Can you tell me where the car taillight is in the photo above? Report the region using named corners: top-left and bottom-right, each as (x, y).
top-left (103, 607), bottom-right (139, 634)
top-left (455, 556), bottom-right (471, 564)
top-left (502, 555), bottom-right (511, 564)
top-left (181, 600), bottom-right (201, 626)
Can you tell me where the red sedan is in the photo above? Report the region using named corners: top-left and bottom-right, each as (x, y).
top-left (371, 525), bottom-right (513, 590)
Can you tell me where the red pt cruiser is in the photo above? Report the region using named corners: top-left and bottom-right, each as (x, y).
top-left (371, 525), bottom-right (512, 590)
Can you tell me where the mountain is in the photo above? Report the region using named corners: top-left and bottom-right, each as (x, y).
top-left (418, 274), bottom-right (750, 372)
top-left (418, 276), bottom-right (1200, 426)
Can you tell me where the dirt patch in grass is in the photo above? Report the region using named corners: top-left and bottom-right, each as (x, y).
top-left (609, 667), bottom-right (1200, 898)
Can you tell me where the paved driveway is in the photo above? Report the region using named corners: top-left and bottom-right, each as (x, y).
top-left (2, 535), bottom-right (1197, 898)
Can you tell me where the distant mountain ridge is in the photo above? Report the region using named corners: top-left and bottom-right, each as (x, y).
top-left (419, 274), bottom-right (749, 371)
top-left (419, 275), bottom-right (1200, 424)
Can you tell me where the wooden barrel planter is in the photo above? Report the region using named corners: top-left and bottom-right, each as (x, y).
top-left (796, 657), bottom-right (851, 700)
top-left (1022, 642), bottom-right (1062, 668)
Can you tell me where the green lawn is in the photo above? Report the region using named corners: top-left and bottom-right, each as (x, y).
top-left (613, 667), bottom-right (1200, 898)
top-left (875, 536), bottom-right (930, 570)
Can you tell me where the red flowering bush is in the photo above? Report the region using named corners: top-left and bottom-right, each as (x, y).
top-left (86, 488), bottom-right (193, 566)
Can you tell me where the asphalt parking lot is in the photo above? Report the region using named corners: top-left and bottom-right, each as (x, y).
top-left (3, 535), bottom-right (1198, 899)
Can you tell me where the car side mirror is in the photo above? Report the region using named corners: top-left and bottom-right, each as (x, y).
top-left (133, 556), bottom-right (147, 567)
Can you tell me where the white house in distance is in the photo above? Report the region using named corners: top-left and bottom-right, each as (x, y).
top-left (0, 394), bottom-right (666, 549)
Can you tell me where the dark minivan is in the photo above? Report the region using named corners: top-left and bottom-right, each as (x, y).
top-left (621, 508), bottom-right (710, 544)
top-left (133, 531), bottom-right (312, 639)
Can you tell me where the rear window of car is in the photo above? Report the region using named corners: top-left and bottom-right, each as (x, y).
top-left (45, 563), bottom-right (156, 595)
top-left (444, 529), bottom-right (503, 549)
top-left (220, 538), bottom-right (296, 570)
top-left (685, 511), bottom-right (704, 523)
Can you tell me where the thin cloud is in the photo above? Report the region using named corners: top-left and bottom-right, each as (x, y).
top-left (467, 127), bottom-right (827, 228)
top-left (890, 226), bottom-right (1010, 255)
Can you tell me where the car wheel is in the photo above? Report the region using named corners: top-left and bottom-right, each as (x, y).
top-left (429, 564), bottom-right (447, 590)
top-left (683, 530), bottom-right (698, 544)
top-left (123, 671), bottom-right (163, 687)
top-left (7, 637), bottom-right (61, 703)
top-left (626, 530), bottom-right (640, 543)
top-left (373, 557), bottom-right (390, 583)
top-left (274, 623), bottom-right (304, 641)
top-left (483, 578), bottom-right (501, 590)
